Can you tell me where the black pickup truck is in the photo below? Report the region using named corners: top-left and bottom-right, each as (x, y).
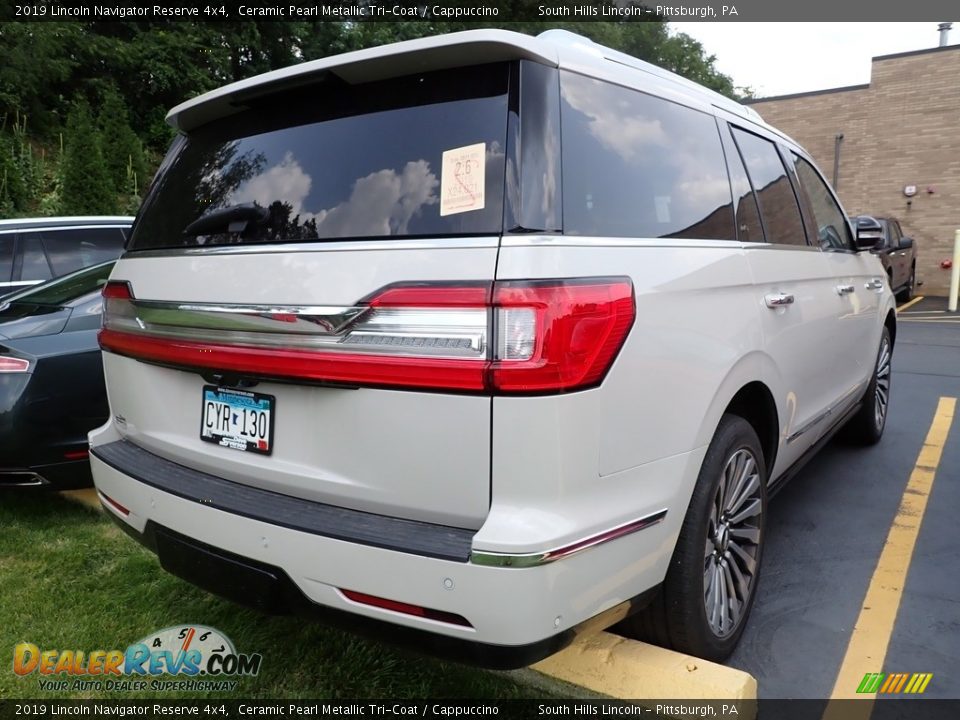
top-left (854, 215), bottom-right (919, 301)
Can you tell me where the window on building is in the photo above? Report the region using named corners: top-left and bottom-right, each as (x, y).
top-left (560, 72), bottom-right (735, 240)
top-left (731, 127), bottom-right (807, 246)
top-left (791, 154), bottom-right (853, 252)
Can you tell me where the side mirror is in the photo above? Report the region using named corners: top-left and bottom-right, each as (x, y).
top-left (854, 215), bottom-right (883, 251)
top-left (900, 236), bottom-right (914, 250)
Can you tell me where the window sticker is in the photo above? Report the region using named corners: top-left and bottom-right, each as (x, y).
top-left (440, 143), bottom-right (486, 216)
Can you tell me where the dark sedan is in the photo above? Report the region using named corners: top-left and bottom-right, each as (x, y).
top-left (0, 261), bottom-right (114, 489)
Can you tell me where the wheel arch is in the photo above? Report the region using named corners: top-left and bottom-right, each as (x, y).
top-left (885, 308), bottom-right (897, 348)
top-left (695, 353), bottom-right (783, 481)
top-left (722, 382), bottom-right (779, 479)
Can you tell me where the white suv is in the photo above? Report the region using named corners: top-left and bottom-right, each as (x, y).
top-left (90, 29), bottom-right (896, 665)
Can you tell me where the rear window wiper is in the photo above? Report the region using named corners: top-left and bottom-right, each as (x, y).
top-left (183, 203), bottom-right (270, 236)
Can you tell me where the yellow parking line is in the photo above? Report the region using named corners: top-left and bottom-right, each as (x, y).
top-left (822, 397), bottom-right (955, 719)
top-left (899, 318), bottom-right (960, 324)
top-left (896, 296), bottom-right (925, 312)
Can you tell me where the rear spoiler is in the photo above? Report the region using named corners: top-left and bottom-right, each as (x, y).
top-left (166, 30), bottom-right (558, 133)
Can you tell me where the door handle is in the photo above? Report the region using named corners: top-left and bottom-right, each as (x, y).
top-left (765, 292), bottom-right (795, 308)
top-left (836, 284), bottom-right (855, 295)
top-left (865, 278), bottom-right (885, 291)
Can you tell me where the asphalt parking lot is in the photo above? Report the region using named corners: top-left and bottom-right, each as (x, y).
top-left (728, 297), bottom-right (960, 699)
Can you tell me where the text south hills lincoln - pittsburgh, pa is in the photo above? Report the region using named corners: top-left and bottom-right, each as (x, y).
top-left (538, 4), bottom-right (736, 16)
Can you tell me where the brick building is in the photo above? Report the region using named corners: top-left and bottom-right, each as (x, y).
top-left (746, 42), bottom-right (960, 295)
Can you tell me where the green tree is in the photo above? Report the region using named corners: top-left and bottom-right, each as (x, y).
top-left (60, 99), bottom-right (116, 215)
top-left (98, 88), bottom-right (147, 195)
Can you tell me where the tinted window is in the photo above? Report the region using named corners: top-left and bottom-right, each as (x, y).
top-left (886, 220), bottom-right (901, 248)
top-left (4, 261), bottom-right (114, 306)
top-left (129, 64), bottom-right (509, 251)
top-left (19, 234), bottom-right (52, 282)
top-left (732, 128), bottom-right (806, 246)
top-left (0, 235), bottom-right (12, 282)
top-left (560, 72), bottom-right (734, 240)
top-left (720, 125), bottom-right (764, 243)
top-left (791, 154), bottom-right (852, 251)
top-left (42, 227), bottom-right (125, 275)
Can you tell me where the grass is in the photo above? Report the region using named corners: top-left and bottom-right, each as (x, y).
top-left (0, 492), bottom-right (546, 700)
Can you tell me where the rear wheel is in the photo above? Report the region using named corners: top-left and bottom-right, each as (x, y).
top-left (844, 327), bottom-right (892, 445)
top-left (618, 415), bottom-right (766, 661)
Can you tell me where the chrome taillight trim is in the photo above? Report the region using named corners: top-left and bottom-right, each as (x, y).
top-left (127, 300), bottom-right (369, 334)
top-left (469, 509), bottom-right (668, 568)
top-left (103, 298), bottom-right (490, 360)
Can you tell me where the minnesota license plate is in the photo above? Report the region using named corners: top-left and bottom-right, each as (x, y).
top-left (200, 386), bottom-right (274, 455)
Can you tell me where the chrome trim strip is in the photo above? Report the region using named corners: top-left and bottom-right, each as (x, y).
top-left (123, 236), bottom-right (500, 258)
top-left (0, 280), bottom-right (42, 288)
top-left (500, 236), bottom-right (822, 252)
top-left (0, 224), bottom-right (130, 236)
top-left (470, 509), bottom-right (668, 568)
top-left (500, 236), bottom-right (744, 249)
top-left (786, 382), bottom-right (866, 444)
top-left (132, 300), bottom-right (368, 335)
top-left (105, 299), bottom-right (490, 360)
top-left (0, 471), bottom-right (48, 487)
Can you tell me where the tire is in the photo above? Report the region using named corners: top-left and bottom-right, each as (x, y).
top-left (896, 268), bottom-right (915, 303)
top-left (844, 326), bottom-right (892, 445)
top-left (618, 414), bottom-right (767, 661)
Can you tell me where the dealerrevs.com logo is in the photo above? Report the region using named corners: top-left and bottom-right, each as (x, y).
top-left (13, 625), bottom-right (262, 692)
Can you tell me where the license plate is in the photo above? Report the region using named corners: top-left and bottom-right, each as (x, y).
top-left (200, 386), bottom-right (274, 455)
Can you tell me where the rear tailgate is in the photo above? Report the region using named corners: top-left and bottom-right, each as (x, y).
top-left (103, 244), bottom-right (496, 528)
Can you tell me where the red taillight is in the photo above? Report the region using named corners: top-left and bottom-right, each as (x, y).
top-left (340, 589), bottom-right (473, 627)
top-left (99, 277), bottom-right (635, 395)
top-left (491, 279), bottom-right (635, 394)
top-left (0, 357), bottom-right (30, 373)
top-left (102, 281), bottom-right (133, 300)
top-left (98, 329), bottom-right (489, 391)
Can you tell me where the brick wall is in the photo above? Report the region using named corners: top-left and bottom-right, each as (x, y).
top-left (747, 45), bottom-right (960, 296)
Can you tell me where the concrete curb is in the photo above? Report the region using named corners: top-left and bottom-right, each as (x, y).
top-left (530, 631), bottom-right (757, 702)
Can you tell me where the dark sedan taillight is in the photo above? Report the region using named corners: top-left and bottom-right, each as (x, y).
top-left (0, 357), bottom-right (30, 373)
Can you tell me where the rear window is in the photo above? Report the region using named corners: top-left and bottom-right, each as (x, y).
top-left (129, 64), bottom-right (510, 251)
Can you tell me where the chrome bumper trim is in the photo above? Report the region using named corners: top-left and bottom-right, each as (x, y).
top-left (470, 509), bottom-right (668, 568)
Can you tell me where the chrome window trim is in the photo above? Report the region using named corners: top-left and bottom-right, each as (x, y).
top-left (470, 509), bottom-right (668, 568)
top-left (501, 235), bottom-right (823, 252)
top-left (0, 280), bottom-right (43, 288)
top-left (122, 236), bottom-right (500, 258)
top-left (0, 224), bottom-right (131, 236)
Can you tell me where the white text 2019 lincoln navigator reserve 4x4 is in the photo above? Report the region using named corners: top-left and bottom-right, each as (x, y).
top-left (90, 29), bottom-right (896, 666)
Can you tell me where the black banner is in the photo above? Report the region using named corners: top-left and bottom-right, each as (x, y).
top-left (3, 0), bottom-right (960, 22)
top-left (2, 700), bottom-right (960, 720)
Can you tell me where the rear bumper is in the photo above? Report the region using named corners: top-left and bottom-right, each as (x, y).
top-left (105, 515), bottom-right (653, 669)
top-left (90, 424), bottom-right (697, 664)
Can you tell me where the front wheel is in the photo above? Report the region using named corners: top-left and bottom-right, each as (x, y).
top-left (844, 326), bottom-right (892, 445)
top-left (619, 415), bottom-right (767, 661)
